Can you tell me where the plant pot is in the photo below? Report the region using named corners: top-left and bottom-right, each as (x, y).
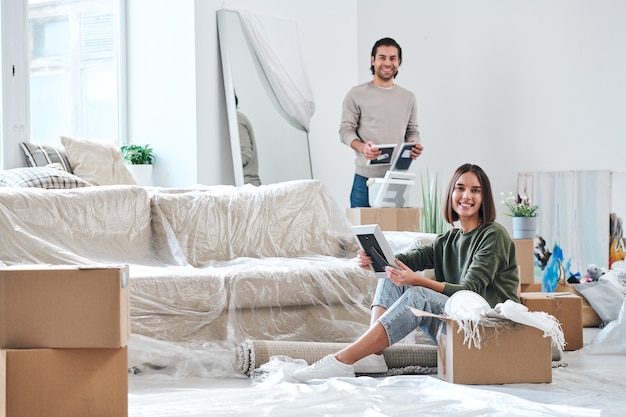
top-left (512, 216), bottom-right (538, 239)
top-left (126, 164), bottom-right (153, 186)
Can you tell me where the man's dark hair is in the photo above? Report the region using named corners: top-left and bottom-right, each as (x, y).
top-left (370, 37), bottom-right (402, 78)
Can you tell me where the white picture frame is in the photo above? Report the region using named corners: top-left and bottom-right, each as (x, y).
top-left (351, 224), bottom-right (400, 278)
top-left (366, 143), bottom-right (397, 166)
top-left (390, 142), bottom-right (416, 171)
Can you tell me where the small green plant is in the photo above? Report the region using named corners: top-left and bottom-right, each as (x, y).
top-left (420, 170), bottom-right (449, 234)
top-left (501, 192), bottom-right (539, 217)
top-left (120, 144), bottom-right (155, 165)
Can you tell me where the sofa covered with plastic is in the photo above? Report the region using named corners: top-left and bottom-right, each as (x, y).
top-left (0, 179), bottom-right (435, 354)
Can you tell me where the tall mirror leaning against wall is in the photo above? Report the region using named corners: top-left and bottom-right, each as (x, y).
top-left (217, 9), bottom-right (314, 186)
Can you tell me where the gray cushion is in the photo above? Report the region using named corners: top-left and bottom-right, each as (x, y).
top-left (20, 142), bottom-right (74, 173)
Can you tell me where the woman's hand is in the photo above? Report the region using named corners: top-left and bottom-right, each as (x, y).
top-left (356, 250), bottom-right (372, 270)
top-left (385, 259), bottom-right (421, 286)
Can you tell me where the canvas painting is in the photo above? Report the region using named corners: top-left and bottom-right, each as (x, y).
top-left (610, 171), bottom-right (626, 271)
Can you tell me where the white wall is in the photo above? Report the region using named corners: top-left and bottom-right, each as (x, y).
top-left (126, 0), bottom-right (199, 187)
top-left (0, 0), bottom-right (28, 170)
top-left (126, 0), bottom-right (626, 231)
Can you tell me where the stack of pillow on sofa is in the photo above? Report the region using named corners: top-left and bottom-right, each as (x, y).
top-left (0, 137), bottom-right (135, 188)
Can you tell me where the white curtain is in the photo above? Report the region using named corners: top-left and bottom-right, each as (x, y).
top-left (238, 10), bottom-right (315, 133)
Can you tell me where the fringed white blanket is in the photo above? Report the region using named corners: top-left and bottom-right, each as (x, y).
top-left (445, 291), bottom-right (566, 352)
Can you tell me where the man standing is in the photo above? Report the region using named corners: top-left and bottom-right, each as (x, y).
top-left (339, 37), bottom-right (423, 208)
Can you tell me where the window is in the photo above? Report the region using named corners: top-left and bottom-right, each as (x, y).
top-left (28, 0), bottom-right (122, 144)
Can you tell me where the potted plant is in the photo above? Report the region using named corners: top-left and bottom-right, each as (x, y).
top-left (120, 144), bottom-right (155, 165)
top-left (420, 170), bottom-right (450, 234)
top-left (121, 144), bottom-right (155, 186)
top-left (501, 192), bottom-right (539, 239)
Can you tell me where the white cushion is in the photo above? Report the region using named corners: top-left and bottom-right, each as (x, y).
top-left (61, 136), bottom-right (136, 186)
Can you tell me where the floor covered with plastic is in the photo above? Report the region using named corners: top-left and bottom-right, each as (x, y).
top-left (128, 327), bottom-right (626, 417)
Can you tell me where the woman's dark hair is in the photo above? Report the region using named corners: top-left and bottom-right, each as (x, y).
top-left (443, 163), bottom-right (496, 225)
top-left (370, 37), bottom-right (402, 78)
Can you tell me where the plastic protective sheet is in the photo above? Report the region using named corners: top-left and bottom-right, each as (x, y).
top-left (128, 364), bottom-right (626, 417)
top-left (128, 325), bottom-right (626, 416)
top-left (0, 180), bottom-right (438, 378)
top-left (238, 9), bottom-right (316, 132)
top-left (583, 295), bottom-right (626, 354)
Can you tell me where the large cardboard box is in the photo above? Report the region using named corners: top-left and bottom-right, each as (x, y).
top-left (346, 207), bottom-right (421, 232)
top-left (520, 292), bottom-right (583, 351)
top-left (0, 347), bottom-right (128, 417)
top-left (513, 239), bottom-right (535, 285)
top-left (0, 265), bottom-right (130, 349)
top-left (410, 308), bottom-right (552, 384)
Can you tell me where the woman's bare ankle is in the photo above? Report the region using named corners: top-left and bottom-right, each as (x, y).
top-left (335, 352), bottom-right (356, 366)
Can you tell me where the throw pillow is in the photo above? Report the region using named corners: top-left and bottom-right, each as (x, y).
top-left (19, 142), bottom-right (74, 173)
top-left (0, 167), bottom-right (92, 189)
top-left (60, 136), bottom-right (136, 186)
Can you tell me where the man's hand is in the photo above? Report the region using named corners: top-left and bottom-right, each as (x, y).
top-left (410, 142), bottom-right (424, 159)
top-left (362, 141), bottom-right (382, 161)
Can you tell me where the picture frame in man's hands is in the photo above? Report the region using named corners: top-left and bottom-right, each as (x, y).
top-left (351, 224), bottom-right (400, 278)
top-left (390, 142), bottom-right (416, 171)
top-left (366, 144), bottom-right (397, 166)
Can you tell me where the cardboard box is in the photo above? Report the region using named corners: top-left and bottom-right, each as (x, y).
top-left (521, 292), bottom-right (583, 351)
top-left (410, 308), bottom-right (552, 384)
top-left (521, 282), bottom-right (542, 292)
top-left (0, 265), bottom-right (130, 349)
top-left (346, 207), bottom-right (421, 232)
top-left (0, 347), bottom-right (128, 417)
top-left (519, 284), bottom-right (602, 328)
top-left (513, 239), bottom-right (535, 285)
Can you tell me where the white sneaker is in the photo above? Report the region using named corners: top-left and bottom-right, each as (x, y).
top-left (353, 353), bottom-right (388, 374)
top-left (293, 354), bottom-right (355, 382)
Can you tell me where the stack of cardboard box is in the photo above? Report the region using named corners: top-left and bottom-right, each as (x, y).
top-left (513, 239), bottom-right (536, 292)
top-left (0, 265), bottom-right (130, 417)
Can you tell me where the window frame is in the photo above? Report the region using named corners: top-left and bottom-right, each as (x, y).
top-left (0, 0), bottom-right (127, 170)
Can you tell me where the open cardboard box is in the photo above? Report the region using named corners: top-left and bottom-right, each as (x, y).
top-left (409, 307), bottom-right (552, 384)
